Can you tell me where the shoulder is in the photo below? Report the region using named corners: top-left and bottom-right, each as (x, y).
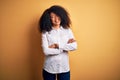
top-left (41, 32), bottom-right (48, 36)
top-left (61, 26), bottom-right (72, 31)
top-left (63, 28), bottom-right (73, 33)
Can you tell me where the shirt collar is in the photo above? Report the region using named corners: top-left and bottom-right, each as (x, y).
top-left (52, 26), bottom-right (63, 30)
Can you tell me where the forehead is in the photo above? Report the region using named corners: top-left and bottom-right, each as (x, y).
top-left (50, 12), bottom-right (58, 16)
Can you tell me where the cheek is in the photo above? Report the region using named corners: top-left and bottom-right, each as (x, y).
top-left (51, 18), bottom-right (55, 22)
top-left (58, 17), bottom-right (61, 21)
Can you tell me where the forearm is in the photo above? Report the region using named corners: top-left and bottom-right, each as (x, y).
top-left (59, 42), bottom-right (77, 51)
top-left (43, 47), bottom-right (62, 56)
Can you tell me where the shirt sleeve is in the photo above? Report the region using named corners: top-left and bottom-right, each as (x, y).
top-left (41, 33), bottom-right (62, 56)
top-left (59, 29), bottom-right (77, 51)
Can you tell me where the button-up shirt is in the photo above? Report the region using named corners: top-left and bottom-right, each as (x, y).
top-left (41, 26), bottom-right (77, 74)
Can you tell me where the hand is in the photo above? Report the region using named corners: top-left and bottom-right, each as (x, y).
top-left (49, 43), bottom-right (59, 49)
top-left (67, 38), bottom-right (76, 44)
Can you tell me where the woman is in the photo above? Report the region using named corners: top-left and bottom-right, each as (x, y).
top-left (39, 5), bottom-right (77, 80)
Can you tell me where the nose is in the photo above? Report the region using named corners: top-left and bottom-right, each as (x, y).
top-left (55, 17), bottom-right (60, 22)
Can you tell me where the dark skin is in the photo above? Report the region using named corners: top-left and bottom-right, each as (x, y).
top-left (49, 38), bottom-right (76, 49)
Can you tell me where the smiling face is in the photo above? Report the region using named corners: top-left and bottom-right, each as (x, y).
top-left (50, 12), bottom-right (61, 27)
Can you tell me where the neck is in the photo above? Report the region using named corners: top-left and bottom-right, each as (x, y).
top-left (52, 25), bottom-right (60, 29)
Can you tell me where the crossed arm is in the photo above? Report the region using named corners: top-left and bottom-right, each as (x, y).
top-left (42, 29), bottom-right (77, 56)
top-left (49, 38), bottom-right (76, 49)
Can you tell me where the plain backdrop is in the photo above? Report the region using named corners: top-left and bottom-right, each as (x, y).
top-left (0, 0), bottom-right (120, 80)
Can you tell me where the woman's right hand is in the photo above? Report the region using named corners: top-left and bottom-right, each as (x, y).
top-left (49, 43), bottom-right (59, 49)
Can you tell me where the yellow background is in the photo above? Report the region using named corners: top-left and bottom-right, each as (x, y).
top-left (0, 0), bottom-right (120, 80)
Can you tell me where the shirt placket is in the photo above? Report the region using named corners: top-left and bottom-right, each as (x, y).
top-left (56, 29), bottom-right (62, 72)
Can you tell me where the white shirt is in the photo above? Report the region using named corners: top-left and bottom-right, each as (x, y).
top-left (41, 26), bottom-right (77, 74)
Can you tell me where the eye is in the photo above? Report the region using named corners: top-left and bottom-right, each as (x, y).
top-left (51, 16), bottom-right (54, 18)
top-left (50, 16), bottom-right (55, 19)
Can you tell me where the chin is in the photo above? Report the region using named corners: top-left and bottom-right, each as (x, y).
top-left (54, 24), bottom-right (60, 26)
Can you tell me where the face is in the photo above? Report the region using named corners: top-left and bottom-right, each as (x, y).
top-left (50, 12), bottom-right (61, 26)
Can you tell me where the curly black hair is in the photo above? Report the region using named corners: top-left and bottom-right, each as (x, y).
top-left (39, 5), bottom-right (71, 33)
